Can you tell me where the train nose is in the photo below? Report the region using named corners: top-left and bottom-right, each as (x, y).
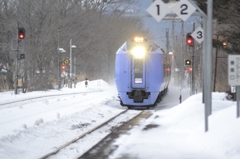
top-left (133, 90), bottom-right (143, 102)
top-left (127, 90), bottom-right (150, 103)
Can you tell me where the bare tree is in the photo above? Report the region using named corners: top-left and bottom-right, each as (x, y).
top-left (0, 0), bottom-right (151, 92)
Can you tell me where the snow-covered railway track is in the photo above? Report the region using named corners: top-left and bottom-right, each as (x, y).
top-left (39, 109), bottom-right (142, 159)
top-left (0, 90), bottom-right (102, 109)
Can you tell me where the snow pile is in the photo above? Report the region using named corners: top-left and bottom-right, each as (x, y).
top-left (109, 93), bottom-right (240, 159)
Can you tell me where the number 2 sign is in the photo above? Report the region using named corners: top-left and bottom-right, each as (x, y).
top-left (172, 0), bottom-right (196, 21)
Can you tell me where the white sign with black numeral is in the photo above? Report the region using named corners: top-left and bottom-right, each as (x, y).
top-left (146, 0), bottom-right (169, 22)
top-left (171, 0), bottom-right (196, 21)
top-left (191, 26), bottom-right (204, 44)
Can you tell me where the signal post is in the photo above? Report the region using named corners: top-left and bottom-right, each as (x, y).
top-left (147, 0), bottom-right (211, 132)
top-left (13, 24), bottom-right (25, 95)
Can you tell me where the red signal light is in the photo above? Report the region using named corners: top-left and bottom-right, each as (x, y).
top-left (188, 67), bottom-right (192, 71)
top-left (165, 68), bottom-right (171, 71)
top-left (187, 39), bottom-right (193, 45)
top-left (186, 33), bottom-right (193, 46)
top-left (19, 33), bottom-right (24, 39)
top-left (18, 27), bottom-right (25, 39)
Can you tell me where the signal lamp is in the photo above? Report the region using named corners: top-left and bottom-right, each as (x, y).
top-left (18, 27), bottom-right (25, 39)
top-left (186, 33), bottom-right (193, 46)
top-left (19, 54), bottom-right (25, 60)
top-left (133, 37), bottom-right (144, 43)
top-left (61, 65), bottom-right (66, 70)
top-left (184, 59), bottom-right (191, 66)
top-left (188, 67), bottom-right (192, 71)
top-left (223, 41), bottom-right (227, 47)
top-left (165, 68), bottom-right (171, 71)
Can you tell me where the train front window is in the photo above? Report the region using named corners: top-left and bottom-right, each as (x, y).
top-left (134, 59), bottom-right (143, 83)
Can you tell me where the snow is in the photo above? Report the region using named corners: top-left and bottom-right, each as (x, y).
top-left (0, 80), bottom-right (240, 159)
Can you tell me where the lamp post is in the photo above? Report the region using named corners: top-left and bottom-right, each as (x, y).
top-left (57, 47), bottom-right (65, 89)
top-left (69, 39), bottom-right (76, 88)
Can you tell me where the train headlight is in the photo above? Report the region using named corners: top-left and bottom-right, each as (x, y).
top-left (130, 46), bottom-right (146, 59)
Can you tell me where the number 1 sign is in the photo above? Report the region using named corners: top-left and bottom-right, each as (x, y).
top-left (146, 0), bottom-right (169, 22)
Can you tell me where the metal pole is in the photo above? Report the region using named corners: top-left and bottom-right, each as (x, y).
top-left (172, 20), bottom-right (175, 84)
top-left (202, 18), bottom-right (206, 104)
top-left (213, 35), bottom-right (219, 92)
top-left (70, 39), bottom-right (72, 88)
top-left (181, 20), bottom-right (184, 93)
top-left (207, 0), bottom-right (213, 116)
top-left (237, 86), bottom-right (240, 118)
top-left (57, 29), bottom-right (60, 90)
top-left (74, 56), bottom-right (76, 88)
top-left (192, 23), bottom-right (195, 95)
top-left (203, 16), bottom-right (208, 132)
top-left (14, 46), bottom-right (19, 94)
top-left (203, 0), bottom-right (213, 132)
top-left (166, 28), bottom-right (169, 54)
top-left (14, 23), bottom-right (19, 95)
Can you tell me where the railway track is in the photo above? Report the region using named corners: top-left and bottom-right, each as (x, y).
top-left (0, 90), bottom-right (102, 108)
top-left (38, 103), bottom-right (166, 159)
top-left (39, 108), bottom-right (143, 159)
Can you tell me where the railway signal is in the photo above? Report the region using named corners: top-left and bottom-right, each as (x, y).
top-left (19, 54), bottom-right (25, 60)
top-left (223, 41), bottom-right (227, 47)
top-left (186, 33), bottom-right (194, 46)
top-left (184, 59), bottom-right (191, 66)
top-left (61, 65), bottom-right (66, 71)
top-left (18, 27), bottom-right (25, 39)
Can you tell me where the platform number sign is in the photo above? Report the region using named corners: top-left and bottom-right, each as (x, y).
top-left (228, 55), bottom-right (240, 86)
top-left (191, 26), bottom-right (204, 44)
top-left (146, 0), bottom-right (169, 22)
top-left (172, 0), bottom-right (196, 21)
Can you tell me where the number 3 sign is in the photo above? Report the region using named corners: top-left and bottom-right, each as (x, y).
top-left (191, 26), bottom-right (204, 44)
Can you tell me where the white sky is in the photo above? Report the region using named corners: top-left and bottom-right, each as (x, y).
top-left (0, 80), bottom-right (240, 159)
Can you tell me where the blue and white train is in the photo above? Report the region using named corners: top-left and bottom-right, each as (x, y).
top-left (115, 37), bottom-right (171, 108)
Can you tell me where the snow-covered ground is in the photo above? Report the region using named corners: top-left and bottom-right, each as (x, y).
top-left (109, 90), bottom-right (240, 159)
top-left (0, 80), bottom-right (240, 159)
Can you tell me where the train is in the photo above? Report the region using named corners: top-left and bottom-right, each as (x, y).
top-left (114, 37), bottom-right (171, 108)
